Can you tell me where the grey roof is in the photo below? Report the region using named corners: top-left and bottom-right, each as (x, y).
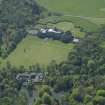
top-left (16, 72), bottom-right (44, 83)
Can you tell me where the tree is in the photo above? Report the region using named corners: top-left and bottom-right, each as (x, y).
top-left (42, 93), bottom-right (52, 105)
top-left (93, 96), bottom-right (105, 105)
top-left (34, 97), bottom-right (42, 105)
top-left (71, 88), bottom-right (84, 103)
top-left (0, 0), bottom-right (42, 57)
top-left (97, 90), bottom-right (105, 97)
top-left (15, 89), bottom-right (28, 105)
top-left (84, 95), bottom-right (92, 104)
top-left (39, 85), bottom-right (52, 97)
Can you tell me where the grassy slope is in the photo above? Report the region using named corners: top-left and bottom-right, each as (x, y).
top-left (46, 22), bottom-right (85, 38)
top-left (36, 0), bottom-right (105, 17)
top-left (39, 15), bottom-right (99, 32)
top-left (1, 36), bottom-right (74, 67)
top-left (37, 0), bottom-right (105, 30)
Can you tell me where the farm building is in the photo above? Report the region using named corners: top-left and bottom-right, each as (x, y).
top-left (73, 38), bottom-right (79, 43)
top-left (40, 28), bottom-right (61, 34)
top-left (38, 28), bottom-right (74, 43)
top-left (28, 28), bottom-right (79, 43)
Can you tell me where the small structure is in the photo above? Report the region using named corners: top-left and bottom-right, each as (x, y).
top-left (28, 28), bottom-right (80, 43)
top-left (73, 38), bottom-right (79, 43)
top-left (38, 28), bottom-right (74, 43)
top-left (30, 73), bottom-right (44, 83)
top-left (16, 73), bottom-right (30, 81)
top-left (40, 28), bottom-right (61, 34)
top-left (16, 72), bottom-right (45, 86)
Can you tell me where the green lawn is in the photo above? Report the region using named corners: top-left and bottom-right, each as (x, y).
top-left (46, 22), bottom-right (85, 38)
top-left (100, 41), bottom-right (105, 48)
top-left (36, 0), bottom-right (105, 17)
top-left (1, 35), bottom-right (74, 68)
top-left (36, 0), bottom-right (105, 30)
top-left (38, 15), bottom-right (99, 32)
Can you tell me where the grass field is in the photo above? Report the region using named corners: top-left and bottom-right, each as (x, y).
top-left (45, 22), bottom-right (85, 38)
top-left (36, 0), bottom-right (105, 17)
top-left (50, 22), bottom-right (85, 38)
top-left (38, 15), bottom-right (99, 32)
top-left (1, 35), bottom-right (74, 68)
top-left (36, 21), bottom-right (85, 38)
top-left (36, 0), bottom-right (105, 31)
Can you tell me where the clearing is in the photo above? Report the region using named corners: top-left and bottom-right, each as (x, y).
top-left (0, 35), bottom-right (74, 68)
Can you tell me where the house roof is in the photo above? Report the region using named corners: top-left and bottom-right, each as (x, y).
top-left (73, 38), bottom-right (79, 43)
top-left (16, 72), bottom-right (44, 83)
top-left (40, 28), bottom-right (61, 34)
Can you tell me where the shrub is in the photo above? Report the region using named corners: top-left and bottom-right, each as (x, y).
top-left (97, 90), bottom-right (105, 97)
top-left (42, 93), bottom-right (52, 105)
top-left (39, 85), bottom-right (52, 97)
top-left (93, 96), bottom-right (105, 105)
